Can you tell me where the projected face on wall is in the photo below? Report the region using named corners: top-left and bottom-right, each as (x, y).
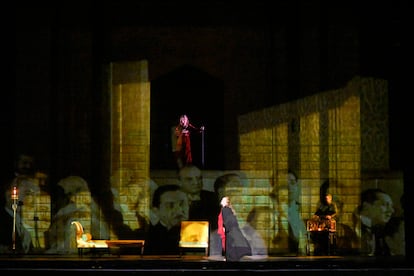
top-left (363, 192), bottom-right (394, 226)
top-left (178, 165), bottom-right (203, 197)
top-left (155, 189), bottom-right (189, 230)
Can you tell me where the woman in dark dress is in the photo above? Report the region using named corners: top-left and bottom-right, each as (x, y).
top-left (218, 196), bottom-right (252, 261)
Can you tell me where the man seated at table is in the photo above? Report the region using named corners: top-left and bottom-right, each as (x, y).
top-left (313, 193), bottom-right (338, 228)
top-left (309, 193), bottom-right (338, 255)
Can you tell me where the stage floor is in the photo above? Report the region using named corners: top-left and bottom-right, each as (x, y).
top-left (0, 254), bottom-right (412, 275)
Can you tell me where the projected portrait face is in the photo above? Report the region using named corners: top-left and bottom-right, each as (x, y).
top-left (15, 153), bottom-right (35, 176)
top-left (179, 165), bottom-right (203, 196)
top-left (287, 171), bottom-right (297, 185)
top-left (156, 189), bottom-right (189, 230)
top-left (364, 191), bottom-right (394, 226)
top-left (214, 173), bottom-right (242, 202)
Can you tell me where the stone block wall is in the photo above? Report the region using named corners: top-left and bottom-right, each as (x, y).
top-left (20, 191), bottom-right (51, 249)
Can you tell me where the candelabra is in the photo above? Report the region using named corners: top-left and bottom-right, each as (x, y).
top-left (11, 186), bottom-right (18, 251)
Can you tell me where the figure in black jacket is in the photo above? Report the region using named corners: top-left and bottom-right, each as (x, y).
top-left (178, 165), bottom-right (220, 226)
top-left (144, 184), bottom-right (189, 255)
top-left (218, 196), bottom-right (251, 261)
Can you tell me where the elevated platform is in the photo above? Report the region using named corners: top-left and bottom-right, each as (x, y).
top-left (0, 254), bottom-right (412, 275)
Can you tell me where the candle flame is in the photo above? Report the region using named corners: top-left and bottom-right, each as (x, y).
top-left (11, 186), bottom-right (18, 200)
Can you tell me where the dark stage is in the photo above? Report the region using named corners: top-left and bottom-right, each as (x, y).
top-left (0, 254), bottom-right (412, 275)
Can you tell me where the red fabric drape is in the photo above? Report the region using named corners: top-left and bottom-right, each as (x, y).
top-left (182, 133), bottom-right (192, 164)
top-left (175, 127), bottom-right (192, 167)
top-left (217, 209), bottom-right (225, 251)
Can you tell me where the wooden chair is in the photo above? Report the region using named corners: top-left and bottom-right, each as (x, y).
top-left (179, 221), bottom-right (209, 256)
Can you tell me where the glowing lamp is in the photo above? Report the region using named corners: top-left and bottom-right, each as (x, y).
top-left (11, 186), bottom-right (18, 200)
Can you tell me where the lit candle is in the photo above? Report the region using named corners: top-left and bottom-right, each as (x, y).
top-left (11, 186), bottom-right (18, 200)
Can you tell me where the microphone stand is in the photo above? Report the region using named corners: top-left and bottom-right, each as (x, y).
top-left (200, 126), bottom-right (205, 168)
top-left (11, 187), bottom-right (18, 251)
top-left (188, 122), bottom-right (206, 168)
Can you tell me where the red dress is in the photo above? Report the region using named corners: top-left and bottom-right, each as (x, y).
top-left (175, 125), bottom-right (192, 167)
top-left (217, 210), bottom-right (226, 251)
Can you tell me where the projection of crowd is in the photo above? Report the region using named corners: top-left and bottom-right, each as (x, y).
top-left (0, 116), bottom-right (405, 259)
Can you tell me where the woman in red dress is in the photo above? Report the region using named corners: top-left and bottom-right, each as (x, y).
top-left (174, 114), bottom-right (204, 169)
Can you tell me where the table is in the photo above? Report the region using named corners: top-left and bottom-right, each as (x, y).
top-left (306, 218), bottom-right (336, 255)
